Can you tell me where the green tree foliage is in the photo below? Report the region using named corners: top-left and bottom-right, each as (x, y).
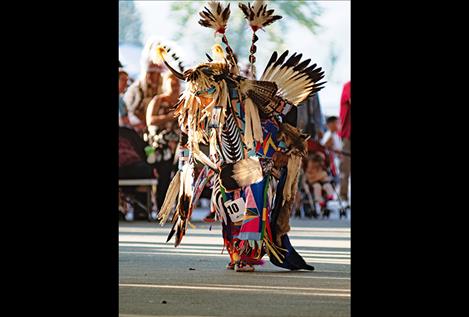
top-left (119, 0), bottom-right (143, 45)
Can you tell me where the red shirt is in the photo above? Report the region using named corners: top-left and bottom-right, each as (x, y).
top-left (339, 81), bottom-right (351, 139)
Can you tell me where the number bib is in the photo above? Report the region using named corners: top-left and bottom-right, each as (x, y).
top-left (224, 197), bottom-right (245, 223)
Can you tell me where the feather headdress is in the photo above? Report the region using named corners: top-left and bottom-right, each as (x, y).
top-left (143, 40), bottom-right (185, 76)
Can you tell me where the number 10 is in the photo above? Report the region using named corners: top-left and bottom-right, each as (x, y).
top-left (227, 203), bottom-right (239, 215)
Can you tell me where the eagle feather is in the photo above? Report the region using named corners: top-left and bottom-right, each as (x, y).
top-left (239, 0), bottom-right (282, 32)
top-left (198, 1), bottom-right (231, 34)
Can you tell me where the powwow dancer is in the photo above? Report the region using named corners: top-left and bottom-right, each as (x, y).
top-left (157, 0), bottom-right (325, 272)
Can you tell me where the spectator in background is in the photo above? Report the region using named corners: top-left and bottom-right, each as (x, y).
top-left (146, 72), bottom-right (182, 210)
top-left (304, 154), bottom-right (335, 212)
top-left (339, 81), bottom-right (351, 205)
top-left (321, 116), bottom-right (342, 184)
top-left (146, 72), bottom-right (180, 131)
top-left (119, 127), bottom-right (155, 221)
top-left (124, 60), bottom-right (164, 133)
top-left (293, 93), bottom-right (325, 218)
top-left (321, 116), bottom-right (342, 152)
top-left (119, 61), bottom-right (130, 127)
top-left (298, 94), bottom-right (326, 141)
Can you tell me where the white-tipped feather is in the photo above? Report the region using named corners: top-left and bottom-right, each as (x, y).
top-left (198, 1), bottom-right (231, 34)
top-left (239, 0), bottom-right (282, 32)
top-left (158, 170), bottom-right (181, 225)
top-left (183, 163), bottom-right (194, 203)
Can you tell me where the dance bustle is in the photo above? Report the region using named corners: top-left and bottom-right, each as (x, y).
top-left (261, 51), bottom-right (326, 106)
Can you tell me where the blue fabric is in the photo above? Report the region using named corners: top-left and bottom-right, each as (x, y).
top-left (250, 178), bottom-right (266, 216)
top-left (268, 168), bottom-right (315, 271)
top-left (119, 95), bottom-right (127, 117)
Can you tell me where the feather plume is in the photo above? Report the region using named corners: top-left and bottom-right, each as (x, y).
top-left (157, 170), bottom-right (181, 225)
top-left (198, 1), bottom-right (231, 34)
top-left (239, 0), bottom-right (282, 32)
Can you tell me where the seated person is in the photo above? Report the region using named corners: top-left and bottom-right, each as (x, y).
top-left (321, 116), bottom-right (342, 183)
top-left (119, 133), bottom-right (153, 180)
top-left (304, 154), bottom-right (335, 211)
top-left (119, 130), bottom-right (155, 221)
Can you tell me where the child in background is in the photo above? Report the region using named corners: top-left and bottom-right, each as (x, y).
top-left (321, 116), bottom-right (342, 183)
top-left (321, 116), bottom-right (342, 152)
top-left (304, 154), bottom-right (335, 213)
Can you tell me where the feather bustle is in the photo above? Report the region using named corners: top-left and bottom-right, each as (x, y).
top-left (260, 51), bottom-right (325, 106)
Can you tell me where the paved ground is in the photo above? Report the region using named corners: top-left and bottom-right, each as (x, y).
top-left (119, 213), bottom-right (350, 317)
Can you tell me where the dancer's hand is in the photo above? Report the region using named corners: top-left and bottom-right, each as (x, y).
top-left (273, 152), bottom-right (289, 168)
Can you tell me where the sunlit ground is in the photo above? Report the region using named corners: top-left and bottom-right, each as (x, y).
top-left (119, 216), bottom-right (350, 316)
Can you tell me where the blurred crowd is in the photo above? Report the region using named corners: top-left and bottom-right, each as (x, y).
top-left (118, 53), bottom-right (351, 221)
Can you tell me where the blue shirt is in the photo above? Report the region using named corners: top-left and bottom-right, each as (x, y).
top-left (119, 95), bottom-right (127, 117)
